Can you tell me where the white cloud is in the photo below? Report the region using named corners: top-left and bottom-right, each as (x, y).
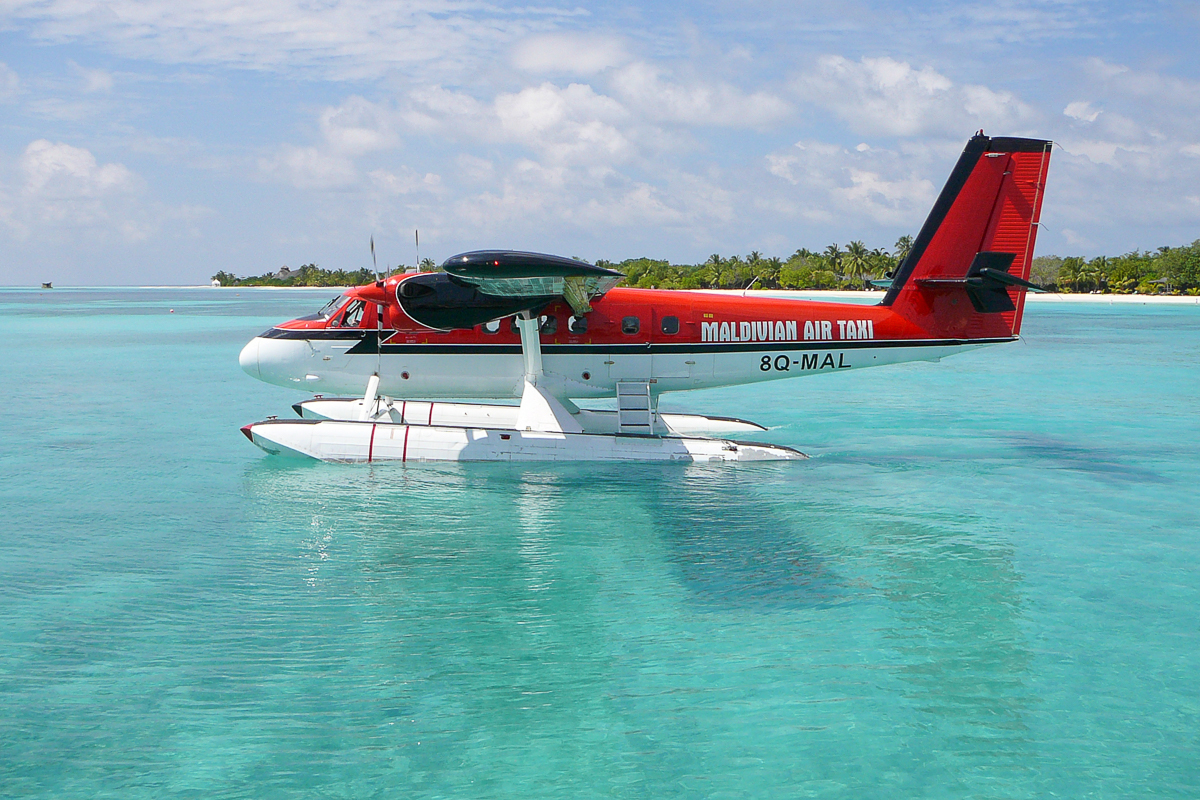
top-left (1061, 228), bottom-right (1089, 247)
top-left (368, 167), bottom-right (441, 195)
top-left (495, 82), bottom-right (633, 164)
top-left (259, 145), bottom-right (357, 190)
top-left (261, 96), bottom-right (406, 190)
top-left (834, 168), bottom-right (935, 220)
top-left (765, 139), bottom-right (936, 226)
top-left (21, 139), bottom-right (135, 197)
top-left (512, 33), bottom-right (629, 75)
top-left (794, 55), bottom-right (1036, 137)
top-left (0, 62), bottom-right (19, 101)
top-left (610, 62), bottom-right (790, 127)
top-left (1083, 58), bottom-right (1131, 81)
top-left (445, 158), bottom-right (736, 244)
top-left (0, 0), bottom-right (551, 81)
top-left (403, 85), bottom-right (490, 134)
top-left (319, 96), bottom-right (398, 156)
top-left (1064, 101), bottom-right (1100, 123)
top-left (1, 139), bottom-right (154, 242)
top-left (456, 154), bottom-right (495, 182)
top-left (70, 61), bottom-right (114, 93)
top-left (1057, 139), bottom-right (1150, 167)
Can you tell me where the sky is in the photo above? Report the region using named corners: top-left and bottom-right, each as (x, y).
top-left (1, 0), bottom-right (1199, 285)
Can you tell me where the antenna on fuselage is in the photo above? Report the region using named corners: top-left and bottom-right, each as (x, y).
top-left (415, 229), bottom-right (420, 272)
top-left (371, 235), bottom-right (379, 281)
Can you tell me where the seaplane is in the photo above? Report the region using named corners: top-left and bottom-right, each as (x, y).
top-left (239, 132), bottom-right (1052, 463)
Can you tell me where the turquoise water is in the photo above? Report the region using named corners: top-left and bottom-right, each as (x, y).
top-left (2, 288), bottom-right (1198, 798)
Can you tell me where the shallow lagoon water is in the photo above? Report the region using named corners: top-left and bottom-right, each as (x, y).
top-left (1, 288), bottom-right (1198, 798)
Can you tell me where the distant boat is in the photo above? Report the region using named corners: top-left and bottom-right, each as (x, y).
top-left (41, 282), bottom-right (52, 289)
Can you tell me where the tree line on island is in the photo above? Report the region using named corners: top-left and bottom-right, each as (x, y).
top-left (213, 237), bottom-right (1200, 295)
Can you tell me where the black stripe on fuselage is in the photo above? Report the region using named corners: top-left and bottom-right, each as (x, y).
top-left (259, 327), bottom-right (1015, 354)
top-left (260, 327), bottom-right (364, 340)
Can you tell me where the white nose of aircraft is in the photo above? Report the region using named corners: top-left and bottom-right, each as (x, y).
top-left (239, 335), bottom-right (324, 390)
top-left (239, 338), bottom-right (261, 379)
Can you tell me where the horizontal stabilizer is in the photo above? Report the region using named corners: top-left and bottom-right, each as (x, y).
top-left (916, 251), bottom-right (1046, 313)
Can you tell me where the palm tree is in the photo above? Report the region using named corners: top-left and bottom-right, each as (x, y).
top-left (844, 240), bottom-right (870, 284)
top-left (894, 235), bottom-right (914, 265)
top-left (761, 256), bottom-right (783, 288)
top-left (726, 255), bottom-right (745, 288)
top-left (823, 243), bottom-right (842, 269)
top-left (1058, 257), bottom-right (1084, 292)
top-left (703, 254), bottom-right (723, 288)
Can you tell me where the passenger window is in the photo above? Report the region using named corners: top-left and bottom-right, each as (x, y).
top-left (568, 315), bottom-right (588, 334)
top-left (510, 317), bottom-right (521, 335)
top-left (661, 315), bottom-right (680, 335)
top-left (482, 319), bottom-right (501, 334)
top-left (621, 316), bottom-right (640, 335)
top-left (539, 315), bottom-right (557, 335)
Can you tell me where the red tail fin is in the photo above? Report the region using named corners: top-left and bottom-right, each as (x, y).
top-left (883, 134), bottom-right (1052, 340)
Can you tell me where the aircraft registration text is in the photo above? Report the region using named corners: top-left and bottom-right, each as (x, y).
top-left (699, 319), bottom-right (875, 343)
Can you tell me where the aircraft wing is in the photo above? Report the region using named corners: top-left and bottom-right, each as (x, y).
top-left (442, 251), bottom-right (623, 315)
top-left (392, 251), bottom-right (624, 330)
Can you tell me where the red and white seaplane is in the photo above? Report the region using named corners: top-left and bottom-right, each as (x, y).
top-left (239, 132), bottom-right (1051, 462)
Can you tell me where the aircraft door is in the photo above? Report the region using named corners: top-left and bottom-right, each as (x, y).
top-left (650, 309), bottom-right (691, 379)
top-left (607, 312), bottom-right (651, 383)
top-left (652, 306), bottom-right (713, 386)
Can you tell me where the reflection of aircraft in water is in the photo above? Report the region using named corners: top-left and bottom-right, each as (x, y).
top-left (239, 132), bottom-right (1052, 463)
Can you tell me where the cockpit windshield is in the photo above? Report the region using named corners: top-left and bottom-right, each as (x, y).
top-left (316, 296), bottom-right (344, 320)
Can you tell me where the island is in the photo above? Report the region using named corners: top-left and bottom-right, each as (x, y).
top-left (213, 239), bottom-right (1200, 295)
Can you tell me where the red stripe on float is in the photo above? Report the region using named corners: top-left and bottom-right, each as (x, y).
top-left (368, 423), bottom-right (377, 463)
top-left (428, 403), bottom-right (434, 425)
top-left (402, 425), bottom-right (410, 462)
top-left (400, 400), bottom-right (407, 424)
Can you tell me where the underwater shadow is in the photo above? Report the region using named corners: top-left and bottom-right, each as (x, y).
top-left (240, 458), bottom-right (840, 612)
top-left (1005, 433), bottom-right (1165, 484)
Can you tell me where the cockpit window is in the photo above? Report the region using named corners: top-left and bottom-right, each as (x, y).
top-left (317, 296), bottom-right (344, 320)
top-left (342, 300), bottom-right (365, 328)
top-left (329, 299), bottom-right (366, 328)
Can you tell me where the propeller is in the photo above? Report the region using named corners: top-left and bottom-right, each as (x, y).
top-left (370, 235), bottom-right (383, 376)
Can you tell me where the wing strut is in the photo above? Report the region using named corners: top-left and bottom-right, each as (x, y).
top-left (513, 310), bottom-right (582, 434)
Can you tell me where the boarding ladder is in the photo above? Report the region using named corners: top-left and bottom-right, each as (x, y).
top-left (616, 381), bottom-right (654, 435)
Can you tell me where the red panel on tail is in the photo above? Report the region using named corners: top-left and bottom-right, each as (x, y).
top-left (884, 135), bottom-right (1051, 340)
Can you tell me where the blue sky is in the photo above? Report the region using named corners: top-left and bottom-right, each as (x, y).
top-left (2, 0), bottom-right (1198, 285)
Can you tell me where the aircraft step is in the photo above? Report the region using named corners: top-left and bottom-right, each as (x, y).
top-left (616, 381), bottom-right (654, 435)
